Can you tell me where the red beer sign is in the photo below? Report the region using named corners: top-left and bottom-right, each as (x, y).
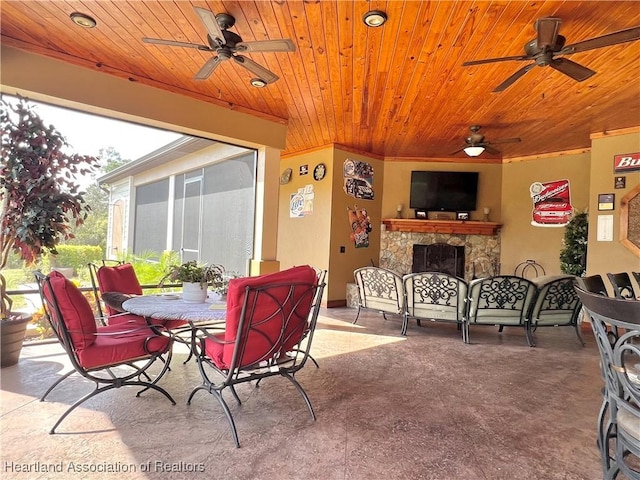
top-left (614, 152), bottom-right (640, 173)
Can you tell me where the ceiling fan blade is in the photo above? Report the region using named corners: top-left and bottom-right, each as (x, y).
top-left (449, 147), bottom-right (466, 155)
top-left (236, 39), bottom-right (296, 53)
top-left (561, 26), bottom-right (640, 54)
top-left (233, 55), bottom-right (279, 83)
top-left (194, 6), bottom-right (225, 45)
top-left (492, 63), bottom-right (536, 92)
top-left (143, 37), bottom-right (210, 50)
top-left (549, 58), bottom-right (596, 81)
top-left (194, 56), bottom-right (223, 80)
top-left (462, 55), bottom-right (530, 66)
top-left (488, 137), bottom-right (521, 145)
top-left (483, 145), bottom-right (501, 155)
top-left (535, 17), bottom-right (561, 49)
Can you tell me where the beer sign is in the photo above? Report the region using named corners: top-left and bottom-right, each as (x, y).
top-left (614, 152), bottom-right (640, 173)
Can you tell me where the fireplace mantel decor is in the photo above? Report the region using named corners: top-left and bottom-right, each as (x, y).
top-left (382, 219), bottom-right (501, 236)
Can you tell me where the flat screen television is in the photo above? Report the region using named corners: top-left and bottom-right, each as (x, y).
top-left (410, 171), bottom-right (479, 212)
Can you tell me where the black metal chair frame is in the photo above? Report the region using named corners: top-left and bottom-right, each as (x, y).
top-left (88, 261), bottom-right (196, 364)
top-left (576, 288), bottom-right (640, 480)
top-left (607, 272), bottom-right (638, 300)
top-left (402, 271), bottom-right (468, 338)
top-left (353, 266), bottom-right (405, 333)
top-left (35, 271), bottom-right (176, 434)
top-left (187, 279), bottom-right (325, 448)
top-left (525, 276), bottom-right (585, 347)
top-left (88, 260), bottom-right (126, 325)
top-left (514, 259), bottom-right (546, 279)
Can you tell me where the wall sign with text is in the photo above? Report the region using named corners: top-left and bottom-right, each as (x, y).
top-left (614, 152), bottom-right (640, 173)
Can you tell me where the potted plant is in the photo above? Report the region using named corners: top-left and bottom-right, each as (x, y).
top-left (210, 271), bottom-right (240, 300)
top-left (160, 261), bottom-right (225, 303)
top-left (0, 96), bottom-right (98, 367)
top-left (560, 211), bottom-right (589, 276)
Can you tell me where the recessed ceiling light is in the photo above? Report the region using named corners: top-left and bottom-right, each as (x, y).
top-left (70, 12), bottom-right (97, 29)
top-left (250, 78), bottom-right (267, 88)
top-left (363, 10), bottom-right (387, 27)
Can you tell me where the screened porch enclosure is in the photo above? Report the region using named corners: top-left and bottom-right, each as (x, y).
top-left (133, 152), bottom-right (257, 275)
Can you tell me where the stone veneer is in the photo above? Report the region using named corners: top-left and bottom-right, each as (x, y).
top-left (379, 231), bottom-right (501, 281)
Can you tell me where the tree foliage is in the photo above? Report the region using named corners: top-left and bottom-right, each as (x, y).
top-left (0, 96), bottom-right (99, 317)
top-left (559, 211), bottom-right (589, 276)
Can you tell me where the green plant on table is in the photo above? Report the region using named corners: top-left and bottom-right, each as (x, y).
top-left (159, 261), bottom-right (225, 289)
top-left (210, 271), bottom-right (240, 296)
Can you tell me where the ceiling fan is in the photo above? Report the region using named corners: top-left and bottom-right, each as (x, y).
top-left (462, 18), bottom-right (640, 92)
top-left (450, 125), bottom-right (521, 157)
top-left (142, 6), bottom-right (295, 85)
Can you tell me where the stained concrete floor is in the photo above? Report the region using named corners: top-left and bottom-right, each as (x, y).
top-left (1, 308), bottom-right (606, 480)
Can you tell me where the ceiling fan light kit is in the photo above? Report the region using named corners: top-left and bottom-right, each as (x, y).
top-left (142, 6), bottom-right (295, 84)
top-left (70, 12), bottom-right (97, 29)
top-left (363, 11), bottom-right (388, 27)
top-left (451, 125), bottom-right (521, 157)
top-left (463, 146), bottom-right (485, 157)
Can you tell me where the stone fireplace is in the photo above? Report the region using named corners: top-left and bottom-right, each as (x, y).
top-left (379, 220), bottom-right (501, 281)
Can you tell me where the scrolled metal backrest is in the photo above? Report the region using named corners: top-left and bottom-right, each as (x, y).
top-left (472, 275), bottom-right (536, 310)
top-left (531, 276), bottom-right (581, 322)
top-left (576, 288), bottom-right (640, 399)
top-left (354, 266), bottom-right (404, 313)
top-left (404, 272), bottom-right (468, 318)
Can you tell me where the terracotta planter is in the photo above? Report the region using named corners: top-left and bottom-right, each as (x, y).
top-left (182, 282), bottom-right (208, 303)
top-left (1, 313), bottom-right (32, 368)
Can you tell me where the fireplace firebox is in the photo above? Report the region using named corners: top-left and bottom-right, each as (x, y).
top-left (412, 244), bottom-right (465, 277)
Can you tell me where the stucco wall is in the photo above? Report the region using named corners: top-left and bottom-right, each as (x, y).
top-left (587, 132), bottom-right (640, 274)
top-left (277, 148), bottom-right (333, 275)
top-left (381, 161), bottom-right (503, 222)
top-left (500, 152), bottom-right (591, 276)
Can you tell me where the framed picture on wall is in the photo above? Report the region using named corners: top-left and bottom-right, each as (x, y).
top-left (598, 193), bottom-right (615, 211)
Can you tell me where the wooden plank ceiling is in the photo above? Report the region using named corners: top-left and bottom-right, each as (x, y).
top-left (1, 1), bottom-right (639, 161)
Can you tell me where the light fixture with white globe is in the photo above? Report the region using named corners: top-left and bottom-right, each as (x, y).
top-left (463, 146), bottom-right (485, 157)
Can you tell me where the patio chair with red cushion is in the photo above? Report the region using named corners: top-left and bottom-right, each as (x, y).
top-left (187, 265), bottom-right (325, 448)
top-left (89, 261), bottom-right (187, 331)
top-left (35, 270), bottom-right (175, 434)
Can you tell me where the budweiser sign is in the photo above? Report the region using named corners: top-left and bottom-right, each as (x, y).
top-left (614, 152), bottom-right (640, 173)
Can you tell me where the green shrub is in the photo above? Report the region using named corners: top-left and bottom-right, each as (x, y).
top-left (50, 245), bottom-right (103, 272)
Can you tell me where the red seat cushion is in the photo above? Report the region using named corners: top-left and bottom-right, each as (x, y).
top-left (45, 271), bottom-right (97, 350)
top-left (77, 323), bottom-right (170, 369)
top-left (97, 264), bottom-right (143, 315)
top-left (205, 265), bottom-right (317, 370)
top-left (96, 264), bottom-right (186, 329)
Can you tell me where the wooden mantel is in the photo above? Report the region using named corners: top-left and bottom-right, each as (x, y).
top-left (382, 219), bottom-right (502, 235)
